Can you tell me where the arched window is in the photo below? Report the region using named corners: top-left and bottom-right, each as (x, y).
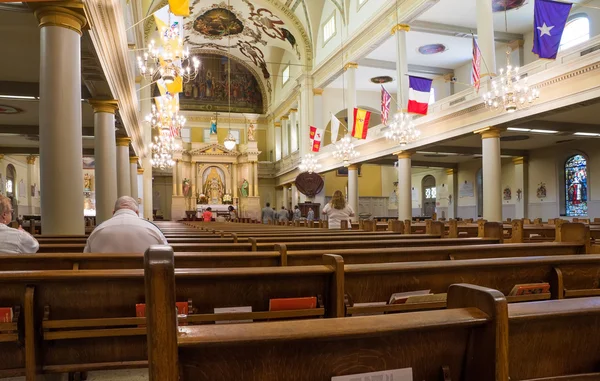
top-left (565, 155), bottom-right (588, 217)
top-left (5, 164), bottom-right (15, 197)
top-left (560, 15), bottom-right (590, 51)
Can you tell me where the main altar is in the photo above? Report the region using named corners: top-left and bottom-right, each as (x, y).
top-left (171, 133), bottom-right (262, 221)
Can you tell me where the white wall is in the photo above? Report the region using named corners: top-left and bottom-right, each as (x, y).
top-left (0, 156), bottom-right (40, 218)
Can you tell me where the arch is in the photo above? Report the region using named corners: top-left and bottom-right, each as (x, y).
top-left (198, 163), bottom-right (232, 197)
top-left (476, 168), bottom-right (483, 218)
top-left (421, 175), bottom-right (436, 217)
top-left (5, 164), bottom-right (16, 197)
top-left (564, 154), bottom-right (588, 217)
top-left (560, 14), bottom-right (590, 51)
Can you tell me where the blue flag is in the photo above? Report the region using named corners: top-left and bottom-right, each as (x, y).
top-left (533, 0), bottom-right (572, 59)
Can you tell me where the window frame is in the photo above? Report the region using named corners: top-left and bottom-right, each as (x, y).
top-left (322, 10), bottom-right (337, 46)
top-left (559, 13), bottom-right (590, 52)
top-left (282, 64), bottom-right (290, 86)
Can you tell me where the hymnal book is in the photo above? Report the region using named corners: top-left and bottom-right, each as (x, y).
top-left (269, 296), bottom-right (317, 311)
top-left (405, 293), bottom-right (447, 304)
top-left (0, 307), bottom-right (13, 323)
top-left (351, 302), bottom-right (387, 316)
top-left (509, 283), bottom-right (551, 296)
top-left (136, 302), bottom-right (189, 326)
top-left (332, 367), bottom-right (413, 380)
top-left (214, 306), bottom-right (253, 324)
top-left (388, 290), bottom-right (431, 305)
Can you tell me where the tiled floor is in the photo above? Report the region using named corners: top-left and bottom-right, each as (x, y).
top-left (3, 369), bottom-right (149, 381)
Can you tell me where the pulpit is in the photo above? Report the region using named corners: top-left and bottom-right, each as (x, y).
top-left (299, 202), bottom-right (320, 220)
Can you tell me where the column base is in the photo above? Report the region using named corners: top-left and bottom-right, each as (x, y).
top-left (171, 196), bottom-right (187, 221)
top-left (239, 196), bottom-right (261, 221)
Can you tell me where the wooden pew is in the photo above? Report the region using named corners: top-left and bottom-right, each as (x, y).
top-left (144, 247), bottom-right (508, 381)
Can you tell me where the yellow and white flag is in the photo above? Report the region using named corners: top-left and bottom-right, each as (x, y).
top-left (153, 5), bottom-right (183, 50)
top-left (168, 0), bottom-right (189, 17)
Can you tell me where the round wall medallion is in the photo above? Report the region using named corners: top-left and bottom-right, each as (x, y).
top-left (492, 0), bottom-right (528, 12)
top-left (418, 44), bottom-right (447, 55)
top-left (295, 172), bottom-right (324, 198)
top-left (0, 105), bottom-right (22, 114)
top-left (194, 8), bottom-right (244, 37)
top-left (370, 76), bottom-right (393, 84)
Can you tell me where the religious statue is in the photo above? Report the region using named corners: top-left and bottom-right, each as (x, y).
top-left (389, 182), bottom-right (398, 206)
top-left (210, 116), bottom-right (217, 134)
top-left (83, 173), bottom-right (92, 191)
top-left (247, 123), bottom-right (256, 142)
top-left (203, 168), bottom-right (224, 204)
top-left (182, 178), bottom-right (191, 198)
top-left (240, 179), bottom-right (249, 197)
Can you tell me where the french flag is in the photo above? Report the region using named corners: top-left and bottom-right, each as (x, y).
top-left (407, 76), bottom-right (433, 115)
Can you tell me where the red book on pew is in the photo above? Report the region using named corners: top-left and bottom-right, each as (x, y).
top-left (509, 283), bottom-right (550, 296)
top-left (269, 297), bottom-right (317, 311)
top-left (136, 302), bottom-right (189, 326)
top-left (0, 307), bottom-right (13, 323)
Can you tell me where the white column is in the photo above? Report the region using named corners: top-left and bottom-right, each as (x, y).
top-left (446, 169), bottom-right (457, 219)
top-left (397, 153), bottom-right (412, 221)
top-left (289, 109), bottom-right (298, 153)
top-left (298, 75), bottom-right (314, 156)
top-left (190, 162), bottom-right (197, 204)
top-left (392, 24), bottom-right (410, 110)
top-left (481, 128), bottom-right (502, 222)
top-left (281, 116), bottom-right (289, 157)
top-left (26, 156), bottom-right (36, 212)
top-left (116, 138), bottom-right (132, 197)
top-left (513, 157), bottom-right (527, 219)
top-left (130, 157), bottom-right (139, 203)
top-left (345, 63), bottom-right (358, 136)
top-left (282, 186), bottom-right (289, 209)
top-left (137, 168), bottom-right (145, 219)
top-left (476, 0), bottom-right (497, 78)
top-left (274, 122), bottom-right (282, 161)
top-left (176, 160), bottom-right (183, 196)
top-left (291, 183), bottom-right (299, 207)
top-left (348, 164), bottom-right (360, 222)
top-left (140, 79), bottom-right (153, 220)
top-left (36, 5), bottom-right (86, 235)
top-left (88, 100), bottom-right (118, 224)
top-left (172, 160), bottom-right (178, 196)
top-left (313, 88), bottom-right (324, 143)
top-left (253, 162), bottom-right (259, 197)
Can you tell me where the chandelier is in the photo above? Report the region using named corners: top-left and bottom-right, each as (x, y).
top-left (223, 132), bottom-right (237, 150)
top-left (150, 128), bottom-right (180, 170)
top-left (137, 39), bottom-right (200, 84)
top-left (384, 111), bottom-right (420, 146)
top-left (333, 136), bottom-right (360, 167)
top-left (146, 95), bottom-right (185, 169)
top-left (299, 153), bottom-right (322, 174)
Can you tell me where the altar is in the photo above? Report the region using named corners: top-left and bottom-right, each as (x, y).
top-left (196, 204), bottom-right (231, 215)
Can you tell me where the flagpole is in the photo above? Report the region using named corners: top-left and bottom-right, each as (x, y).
top-left (126, 12), bottom-right (155, 32)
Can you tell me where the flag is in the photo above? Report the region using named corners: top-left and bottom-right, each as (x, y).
top-left (312, 128), bottom-right (324, 152)
top-left (351, 108), bottom-right (371, 140)
top-left (330, 115), bottom-right (340, 143)
top-left (168, 0), bottom-right (189, 17)
top-left (166, 75), bottom-right (183, 94)
top-left (532, 0), bottom-right (572, 59)
top-left (381, 86), bottom-right (392, 126)
top-left (153, 5), bottom-right (183, 52)
top-left (407, 76), bottom-right (433, 115)
top-left (472, 37), bottom-right (482, 92)
top-left (309, 125), bottom-right (317, 145)
top-left (156, 78), bottom-right (168, 97)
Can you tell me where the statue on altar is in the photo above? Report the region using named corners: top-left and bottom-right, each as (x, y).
top-left (240, 179), bottom-right (249, 197)
top-left (83, 173), bottom-right (92, 191)
top-left (203, 168), bottom-right (224, 204)
top-left (210, 116), bottom-right (217, 135)
top-left (247, 123), bottom-right (256, 142)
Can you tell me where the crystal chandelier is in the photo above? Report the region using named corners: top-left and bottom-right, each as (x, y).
top-left (146, 95), bottom-right (185, 169)
top-left (384, 111), bottom-right (420, 146)
top-left (137, 39), bottom-right (200, 84)
top-left (150, 128), bottom-right (180, 170)
top-left (333, 136), bottom-right (360, 167)
top-left (299, 153), bottom-right (321, 174)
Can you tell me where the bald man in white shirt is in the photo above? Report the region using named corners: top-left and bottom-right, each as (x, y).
top-left (84, 196), bottom-right (168, 253)
top-left (0, 194), bottom-right (39, 254)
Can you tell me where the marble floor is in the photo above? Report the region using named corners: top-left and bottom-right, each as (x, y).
top-left (4, 369), bottom-right (149, 381)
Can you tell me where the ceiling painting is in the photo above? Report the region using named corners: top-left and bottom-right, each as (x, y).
top-left (193, 7), bottom-right (245, 38)
top-left (492, 0), bottom-right (528, 12)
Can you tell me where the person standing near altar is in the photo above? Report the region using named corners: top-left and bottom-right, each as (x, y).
top-left (261, 203), bottom-right (275, 224)
top-left (293, 205), bottom-right (301, 221)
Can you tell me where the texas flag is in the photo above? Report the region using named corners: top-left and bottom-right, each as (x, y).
top-left (407, 76), bottom-right (433, 115)
top-left (312, 128), bottom-right (324, 152)
top-left (532, 0), bottom-right (572, 59)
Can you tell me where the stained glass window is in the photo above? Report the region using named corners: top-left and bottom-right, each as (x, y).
top-left (5, 180), bottom-right (12, 195)
top-left (565, 155), bottom-right (588, 217)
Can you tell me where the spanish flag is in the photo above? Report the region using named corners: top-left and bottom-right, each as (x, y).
top-left (168, 0), bottom-right (190, 16)
top-left (351, 108), bottom-right (371, 140)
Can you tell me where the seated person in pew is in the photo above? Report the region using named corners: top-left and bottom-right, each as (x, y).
top-left (0, 194), bottom-right (39, 253)
top-left (261, 202), bottom-right (275, 224)
top-left (322, 190), bottom-right (355, 229)
top-left (84, 196), bottom-right (168, 253)
top-left (202, 207), bottom-right (213, 222)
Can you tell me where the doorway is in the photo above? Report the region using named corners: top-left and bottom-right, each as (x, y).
top-left (421, 175), bottom-right (436, 217)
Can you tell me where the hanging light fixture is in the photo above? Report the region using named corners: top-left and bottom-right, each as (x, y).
top-left (223, 132), bottom-right (237, 150)
top-left (222, 22), bottom-right (237, 152)
top-left (384, 111), bottom-right (420, 146)
top-left (146, 94), bottom-right (184, 169)
top-left (333, 136), bottom-right (360, 167)
top-left (299, 153), bottom-right (321, 174)
top-left (481, 6), bottom-right (540, 113)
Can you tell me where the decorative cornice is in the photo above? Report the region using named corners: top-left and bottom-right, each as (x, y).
top-left (512, 156), bottom-right (526, 165)
top-left (397, 152), bottom-right (412, 159)
top-left (87, 99), bottom-right (119, 114)
top-left (391, 24), bottom-right (410, 34)
top-left (33, 3), bottom-right (87, 36)
top-left (343, 62), bottom-right (359, 71)
top-left (478, 127), bottom-right (502, 139)
top-left (137, 168), bottom-right (144, 174)
top-left (116, 137), bottom-right (131, 147)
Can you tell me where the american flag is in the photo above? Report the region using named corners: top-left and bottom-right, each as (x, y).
top-left (381, 85), bottom-right (392, 126)
top-left (472, 36), bottom-right (482, 92)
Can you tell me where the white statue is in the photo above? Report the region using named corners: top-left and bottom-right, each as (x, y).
top-left (248, 123), bottom-right (256, 142)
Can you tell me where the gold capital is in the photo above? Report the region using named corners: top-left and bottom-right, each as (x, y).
top-left (476, 127), bottom-right (502, 139)
top-left (130, 156), bottom-right (139, 164)
top-left (391, 24), bottom-right (410, 34)
top-left (512, 156), bottom-right (526, 165)
top-left (137, 168), bottom-right (145, 174)
top-left (280, 116), bottom-right (289, 120)
top-left (88, 99), bottom-right (119, 114)
top-left (274, 122), bottom-right (282, 127)
top-left (446, 169), bottom-right (455, 175)
top-left (26, 155), bottom-right (36, 165)
top-left (0, 154), bottom-right (5, 160)
top-left (343, 62), bottom-right (358, 71)
top-left (313, 88), bottom-right (324, 96)
top-left (397, 152), bottom-right (412, 159)
top-left (288, 108), bottom-right (298, 114)
top-left (347, 164), bottom-right (361, 170)
top-left (34, 4), bottom-right (87, 36)
top-left (116, 137), bottom-right (132, 147)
